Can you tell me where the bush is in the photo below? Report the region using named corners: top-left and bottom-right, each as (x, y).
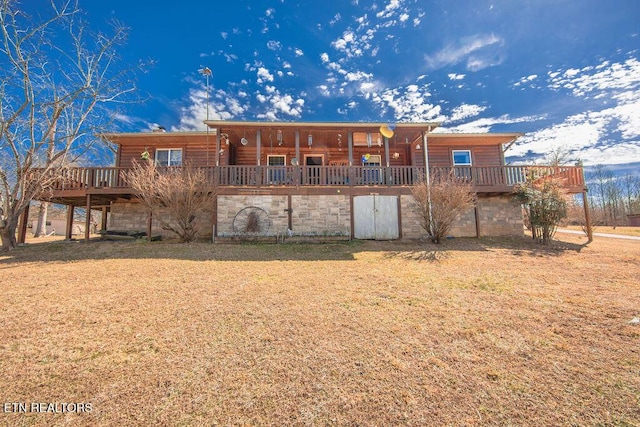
top-left (125, 161), bottom-right (217, 242)
top-left (513, 169), bottom-right (569, 245)
top-left (411, 172), bottom-right (475, 244)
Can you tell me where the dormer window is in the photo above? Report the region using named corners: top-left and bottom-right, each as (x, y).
top-left (155, 149), bottom-right (182, 167)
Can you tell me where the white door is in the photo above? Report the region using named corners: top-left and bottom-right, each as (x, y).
top-left (354, 195), bottom-right (399, 240)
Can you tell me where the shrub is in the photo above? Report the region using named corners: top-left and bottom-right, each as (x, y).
top-left (411, 172), bottom-right (475, 244)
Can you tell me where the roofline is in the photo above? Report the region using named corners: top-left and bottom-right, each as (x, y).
top-left (203, 120), bottom-right (441, 130)
top-left (428, 132), bottom-right (524, 138)
top-left (100, 131), bottom-right (216, 139)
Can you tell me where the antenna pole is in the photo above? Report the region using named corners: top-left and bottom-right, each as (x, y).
top-left (199, 67), bottom-right (212, 166)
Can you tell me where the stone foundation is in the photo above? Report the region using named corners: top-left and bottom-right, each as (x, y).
top-left (108, 201), bottom-right (214, 239)
top-left (107, 193), bottom-right (522, 241)
top-left (216, 195), bottom-right (288, 236)
top-left (399, 194), bottom-right (522, 239)
top-left (476, 196), bottom-right (523, 236)
top-left (291, 195), bottom-right (350, 235)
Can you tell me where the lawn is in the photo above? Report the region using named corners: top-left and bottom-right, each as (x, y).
top-left (1, 234), bottom-right (639, 426)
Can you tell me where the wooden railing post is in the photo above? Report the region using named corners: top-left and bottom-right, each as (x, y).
top-left (88, 168), bottom-right (96, 188)
top-left (256, 165), bottom-right (262, 188)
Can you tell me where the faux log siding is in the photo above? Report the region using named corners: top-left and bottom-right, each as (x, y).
top-left (410, 145), bottom-right (503, 168)
top-left (234, 146), bottom-right (412, 166)
top-left (117, 141), bottom-right (227, 167)
top-left (117, 141), bottom-right (503, 168)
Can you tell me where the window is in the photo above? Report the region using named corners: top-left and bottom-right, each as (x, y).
top-left (267, 155), bottom-right (286, 184)
top-left (267, 155), bottom-right (286, 166)
top-left (155, 149), bottom-right (182, 166)
top-left (362, 154), bottom-right (381, 166)
top-left (452, 150), bottom-right (472, 166)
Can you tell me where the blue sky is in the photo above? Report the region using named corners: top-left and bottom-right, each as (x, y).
top-left (72, 0), bottom-right (640, 170)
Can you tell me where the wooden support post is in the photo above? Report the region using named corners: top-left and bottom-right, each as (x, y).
top-left (66, 205), bottom-right (75, 240)
top-left (474, 202), bottom-right (481, 238)
top-left (348, 131), bottom-right (354, 187)
top-left (215, 128), bottom-right (221, 167)
top-left (147, 209), bottom-right (153, 241)
top-left (349, 194), bottom-right (355, 240)
top-left (582, 191), bottom-right (593, 242)
top-left (212, 194), bottom-right (218, 241)
top-left (84, 194), bottom-right (92, 242)
top-left (384, 136), bottom-right (391, 186)
top-left (17, 203), bottom-right (30, 244)
top-left (397, 195), bottom-right (403, 239)
top-left (101, 207), bottom-right (108, 232)
top-left (287, 194), bottom-right (292, 231)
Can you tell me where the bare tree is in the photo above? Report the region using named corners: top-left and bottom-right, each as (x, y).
top-left (411, 172), bottom-right (475, 244)
top-left (620, 173), bottom-right (640, 216)
top-left (125, 161), bottom-right (217, 242)
top-left (0, 0), bottom-right (139, 251)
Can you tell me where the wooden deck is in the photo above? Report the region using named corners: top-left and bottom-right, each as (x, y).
top-left (36, 165), bottom-right (586, 205)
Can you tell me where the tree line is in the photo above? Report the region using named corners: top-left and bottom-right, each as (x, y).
top-left (572, 165), bottom-right (640, 227)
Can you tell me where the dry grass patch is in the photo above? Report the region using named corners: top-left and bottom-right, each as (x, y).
top-left (1, 235), bottom-right (639, 426)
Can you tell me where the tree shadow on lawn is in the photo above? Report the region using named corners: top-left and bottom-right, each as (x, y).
top-left (0, 234), bottom-right (588, 265)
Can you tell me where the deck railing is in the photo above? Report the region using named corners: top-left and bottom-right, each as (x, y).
top-left (42, 165), bottom-right (585, 192)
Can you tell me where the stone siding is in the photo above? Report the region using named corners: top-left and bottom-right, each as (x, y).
top-left (108, 201), bottom-right (214, 239)
top-left (108, 193), bottom-right (522, 241)
top-left (291, 195), bottom-right (350, 235)
top-left (400, 194), bottom-right (522, 239)
top-left (216, 195), bottom-right (288, 236)
top-left (477, 196), bottom-right (523, 236)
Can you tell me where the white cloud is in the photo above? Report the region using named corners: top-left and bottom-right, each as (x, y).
top-left (267, 40), bottom-right (282, 51)
top-left (344, 70), bottom-right (373, 82)
top-left (549, 58), bottom-right (640, 98)
top-left (448, 73), bottom-right (466, 81)
top-left (371, 83), bottom-right (445, 122)
top-left (425, 33), bottom-right (504, 71)
top-left (172, 87), bottom-right (241, 131)
top-left (508, 57), bottom-right (640, 166)
top-left (448, 104), bottom-right (487, 122)
top-left (294, 48), bottom-right (304, 57)
top-left (436, 114), bottom-right (543, 134)
top-left (376, 0), bottom-right (401, 19)
top-left (256, 90), bottom-right (305, 121)
top-left (256, 67), bottom-right (274, 84)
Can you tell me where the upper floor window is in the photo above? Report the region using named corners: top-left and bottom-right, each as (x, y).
top-left (452, 150), bottom-right (472, 166)
top-left (155, 149), bottom-right (182, 167)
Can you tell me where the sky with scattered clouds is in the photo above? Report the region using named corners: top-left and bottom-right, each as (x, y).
top-left (69, 0), bottom-right (640, 171)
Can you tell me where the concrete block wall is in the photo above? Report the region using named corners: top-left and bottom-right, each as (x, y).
top-left (291, 195), bottom-right (350, 235)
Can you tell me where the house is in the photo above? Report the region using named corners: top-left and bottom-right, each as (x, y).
top-left (20, 121), bottom-right (588, 243)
